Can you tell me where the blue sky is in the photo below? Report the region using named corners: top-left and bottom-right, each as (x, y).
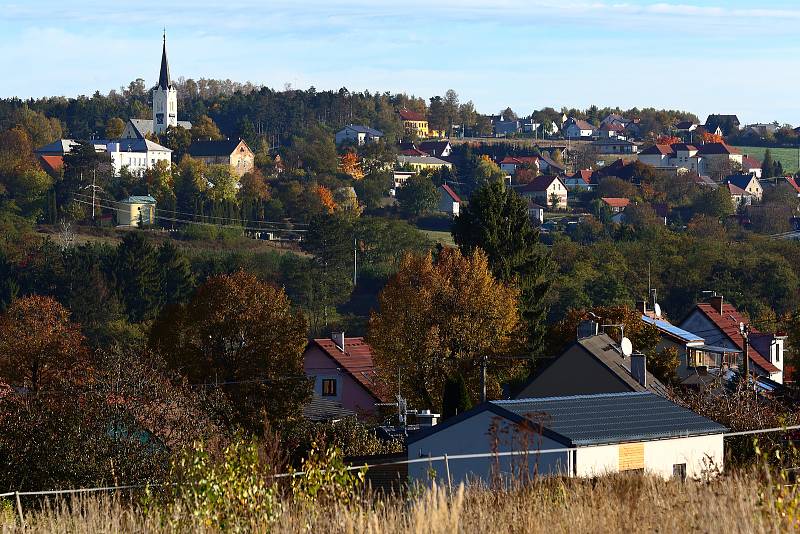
top-left (2, 0), bottom-right (800, 124)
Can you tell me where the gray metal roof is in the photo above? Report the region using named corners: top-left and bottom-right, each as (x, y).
top-left (493, 392), bottom-right (726, 446)
top-left (127, 118), bottom-right (192, 139)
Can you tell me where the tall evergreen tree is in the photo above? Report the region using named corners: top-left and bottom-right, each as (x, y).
top-left (112, 233), bottom-right (161, 322)
top-left (762, 149), bottom-right (775, 179)
top-left (441, 373), bottom-right (472, 420)
top-left (157, 241), bottom-right (195, 307)
top-left (452, 182), bottom-right (553, 363)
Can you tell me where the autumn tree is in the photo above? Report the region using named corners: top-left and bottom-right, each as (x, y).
top-left (452, 182), bottom-right (553, 362)
top-left (191, 115), bottom-right (224, 141)
top-left (656, 135), bottom-right (681, 145)
top-left (238, 168), bottom-right (270, 202)
top-left (396, 174), bottom-right (438, 218)
top-left (150, 271), bottom-right (310, 432)
top-left (368, 249), bottom-right (524, 411)
top-left (700, 131), bottom-right (725, 144)
top-left (340, 152), bottom-right (364, 180)
top-left (0, 295), bottom-right (89, 393)
top-left (105, 117), bottom-right (125, 138)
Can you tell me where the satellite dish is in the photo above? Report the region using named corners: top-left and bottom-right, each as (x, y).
top-left (654, 303), bottom-right (662, 319)
top-left (621, 337), bottom-right (633, 357)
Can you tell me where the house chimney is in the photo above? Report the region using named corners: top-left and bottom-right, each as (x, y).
top-left (635, 301), bottom-right (647, 315)
top-left (331, 332), bottom-right (345, 352)
top-left (416, 410), bottom-right (440, 428)
top-left (630, 353), bottom-right (647, 387)
top-left (708, 295), bottom-right (724, 315)
top-left (577, 320), bottom-right (599, 340)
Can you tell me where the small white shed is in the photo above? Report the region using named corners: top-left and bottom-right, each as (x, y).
top-left (407, 392), bottom-right (726, 486)
top-left (117, 195), bottom-right (156, 227)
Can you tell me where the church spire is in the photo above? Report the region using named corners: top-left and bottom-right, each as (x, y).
top-left (158, 30), bottom-right (172, 90)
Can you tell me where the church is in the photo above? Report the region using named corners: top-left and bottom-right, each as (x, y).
top-left (122, 34), bottom-right (192, 139)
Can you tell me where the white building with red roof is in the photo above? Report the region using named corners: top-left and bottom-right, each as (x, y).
top-left (438, 184), bottom-right (461, 216)
top-left (515, 175), bottom-right (568, 210)
top-left (679, 295), bottom-right (784, 383)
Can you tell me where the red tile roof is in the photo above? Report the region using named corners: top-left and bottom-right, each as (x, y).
top-left (311, 338), bottom-right (389, 402)
top-left (38, 155), bottom-right (64, 174)
top-left (601, 197), bottom-right (630, 208)
top-left (742, 156), bottom-right (761, 170)
top-left (573, 169), bottom-right (594, 184)
top-left (441, 183), bottom-right (461, 203)
top-left (640, 144), bottom-right (674, 156)
top-left (726, 183), bottom-right (750, 196)
top-left (694, 303), bottom-right (779, 374)
top-left (786, 176), bottom-right (800, 194)
top-left (398, 108), bottom-right (427, 122)
top-left (600, 123), bottom-right (625, 132)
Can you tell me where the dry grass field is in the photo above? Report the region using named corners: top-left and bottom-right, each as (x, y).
top-left (1, 470), bottom-right (796, 533)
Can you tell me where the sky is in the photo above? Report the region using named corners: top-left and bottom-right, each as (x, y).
top-left (2, 0), bottom-right (800, 125)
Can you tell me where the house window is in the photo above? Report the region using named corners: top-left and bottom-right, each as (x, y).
top-left (321, 378), bottom-right (337, 397)
top-left (673, 463), bottom-right (687, 481)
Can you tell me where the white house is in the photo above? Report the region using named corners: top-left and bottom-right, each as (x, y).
top-left (106, 139), bottom-right (172, 176)
top-left (515, 175), bottom-right (568, 210)
top-left (438, 184), bottom-right (461, 216)
top-left (407, 392), bottom-right (726, 486)
top-left (335, 125), bottom-right (384, 146)
top-left (562, 118), bottom-right (596, 139)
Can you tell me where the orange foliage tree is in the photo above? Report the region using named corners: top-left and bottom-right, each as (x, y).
top-left (368, 249), bottom-right (525, 410)
top-left (340, 152), bottom-right (364, 180)
top-left (0, 295), bottom-right (89, 392)
top-left (315, 184), bottom-right (337, 214)
top-left (701, 131), bottom-right (725, 144)
top-left (656, 136), bottom-right (681, 146)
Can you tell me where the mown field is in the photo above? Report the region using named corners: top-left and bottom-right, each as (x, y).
top-left (733, 146), bottom-right (800, 174)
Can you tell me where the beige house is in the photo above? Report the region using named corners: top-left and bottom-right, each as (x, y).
top-left (188, 138), bottom-right (255, 177)
top-left (396, 155), bottom-right (452, 172)
top-left (516, 175), bottom-right (568, 210)
top-left (117, 195), bottom-right (156, 227)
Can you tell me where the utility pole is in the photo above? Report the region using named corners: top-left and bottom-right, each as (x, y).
top-left (353, 237), bottom-right (358, 286)
top-left (480, 355), bottom-right (488, 403)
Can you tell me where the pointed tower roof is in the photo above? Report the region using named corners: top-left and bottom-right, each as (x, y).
top-left (158, 32), bottom-right (172, 90)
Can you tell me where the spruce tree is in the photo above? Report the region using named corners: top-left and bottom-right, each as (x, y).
top-left (762, 149), bottom-right (774, 178)
top-left (441, 373), bottom-right (473, 420)
top-left (157, 241), bottom-right (195, 307)
top-left (112, 232), bottom-right (161, 322)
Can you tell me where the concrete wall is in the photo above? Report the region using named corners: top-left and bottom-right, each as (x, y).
top-left (408, 411), bottom-right (570, 486)
top-left (303, 345), bottom-right (379, 417)
top-left (575, 434), bottom-right (723, 479)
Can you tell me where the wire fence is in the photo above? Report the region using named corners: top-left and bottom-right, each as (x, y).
top-left (3, 423), bottom-right (800, 505)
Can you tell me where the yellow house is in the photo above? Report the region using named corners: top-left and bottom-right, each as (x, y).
top-left (399, 108), bottom-right (430, 138)
top-left (396, 155), bottom-right (453, 172)
top-left (117, 195), bottom-right (156, 227)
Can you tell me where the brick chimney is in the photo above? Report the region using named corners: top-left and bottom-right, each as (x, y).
top-left (708, 295), bottom-right (724, 315)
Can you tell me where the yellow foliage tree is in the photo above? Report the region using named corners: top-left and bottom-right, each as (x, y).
top-left (367, 248), bottom-right (524, 410)
top-left (340, 152), bottom-right (364, 180)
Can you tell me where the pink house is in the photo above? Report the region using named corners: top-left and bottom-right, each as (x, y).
top-left (303, 333), bottom-right (387, 419)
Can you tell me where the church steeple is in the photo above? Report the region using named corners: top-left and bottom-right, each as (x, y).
top-left (158, 31), bottom-right (172, 90)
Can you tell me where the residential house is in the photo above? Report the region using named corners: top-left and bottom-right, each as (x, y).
top-left (117, 195), bottom-right (156, 227)
top-left (520, 118), bottom-right (541, 134)
top-left (539, 153), bottom-right (565, 174)
top-left (392, 170), bottom-right (415, 192)
top-left (515, 332), bottom-right (668, 399)
top-left (564, 170), bottom-right (595, 191)
top-left (601, 113), bottom-right (628, 129)
top-left (188, 138), bottom-right (255, 177)
top-left (499, 156), bottom-right (541, 175)
top-left (398, 108), bottom-right (430, 138)
top-left (515, 175), bottom-right (568, 210)
top-left (527, 200), bottom-right (545, 224)
top-left (727, 182), bottom-right (755, 207)
top-left (438, 184), bottom-right (461, 216)
top-left (638, 142), bottom-right (742, 176)
top-left (303, 333), bottom-right (387, 419)
top-left (36, 138), bottom-right (172, 176)
top-left (679, 295), bottom-right (784, 383)
top-left (592, 138), bottom-right (638, 155)
top-left (740, 123), bottom-right (779, 140)
top-left (704, 115), bottom-right (741, 137)
top-left (675, 121), bottom-right (698, 133)
top-left (725, 174), bottom-right (763, 202)
top-left (599, 122), bottom-right (626, 139)
top-left (335, 125), bottom-right (384, 146)
top-left (601, 197), bottom-right (630, 213)
top-left (418, 140), bottom-right (452, 158)
top-left (407, 391), bottom-right (726, 485)
top-left (37, 155), bottom-right (64, 177)
top-left (396, 155), bottom-right (452, 172)
top-left (698, 143), bottom-right (743, 176)
top-left (742, 156), bottom-right (763, 178)
top-left (562, 118), bottom-right (596, 139)
top-left (494, 119), bottom-right (521, 137)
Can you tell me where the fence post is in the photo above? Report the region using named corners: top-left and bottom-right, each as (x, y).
top-left (14, 491), bottom-right (23, 524)
top-left (444, 454), bottom-right (452, 493)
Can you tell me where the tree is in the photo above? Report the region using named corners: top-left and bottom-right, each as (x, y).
top-left (0, 295), bottom-right (88, 392)
top-left (157, 241), bottom-right (195, 307)
top-left (162, 125), bottom-right (192, 160)
top-left (762, 149), bottom-right (775, 179)
top-left (151, 271), bottom-right (310, 431)
top-left (11, 107), bottom-right (62, 147)
top-left (596, 176), bottom-right (638, 199)
top-left (238, 168), bottom-right (270, 202)
top-left (367, 249), bottom-right (524, 411)
top-left (548, 306), bottom-right (661, 357)
top-left (700, 131), bottom-right (725, 144)
top-left (340, 152), bottom-right (364, 180)
top-left (112, 232), bottom-right (162, 322)
top-left (471, 157), bottom-right (506, 188)
top-left (396, 174), bottom-right (438, 218)
top-left (693, 186), bottom-right (734, 219)
top-left (105, 117), bottom-right (125, 138)
top-left (452, 182), bottom-right (553, 361)
top-left (353, 170), bottom-right (392, 210)
top-left (205, 164), bottom-right (239, 203)
top-left (315, 184), bottom-right (337, 214)
top-left (284, 124), bottom-right (339, 175)
top-left (441, 373), bottom-right (472, 420)
top-left (191, 115), bottom-right (224, 141)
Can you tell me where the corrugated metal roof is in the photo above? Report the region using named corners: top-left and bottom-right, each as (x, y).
top-left (493, 392), bottom-right (726, 446)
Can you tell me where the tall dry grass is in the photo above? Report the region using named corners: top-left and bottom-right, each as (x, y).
top-left (0, 470), bottom-right (794, 533)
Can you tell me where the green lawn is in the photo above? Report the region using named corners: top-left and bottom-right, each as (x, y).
top-left (733, 146), bottom-right (800, 174)
top-left (418, 228), bottom-right (456, 247)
